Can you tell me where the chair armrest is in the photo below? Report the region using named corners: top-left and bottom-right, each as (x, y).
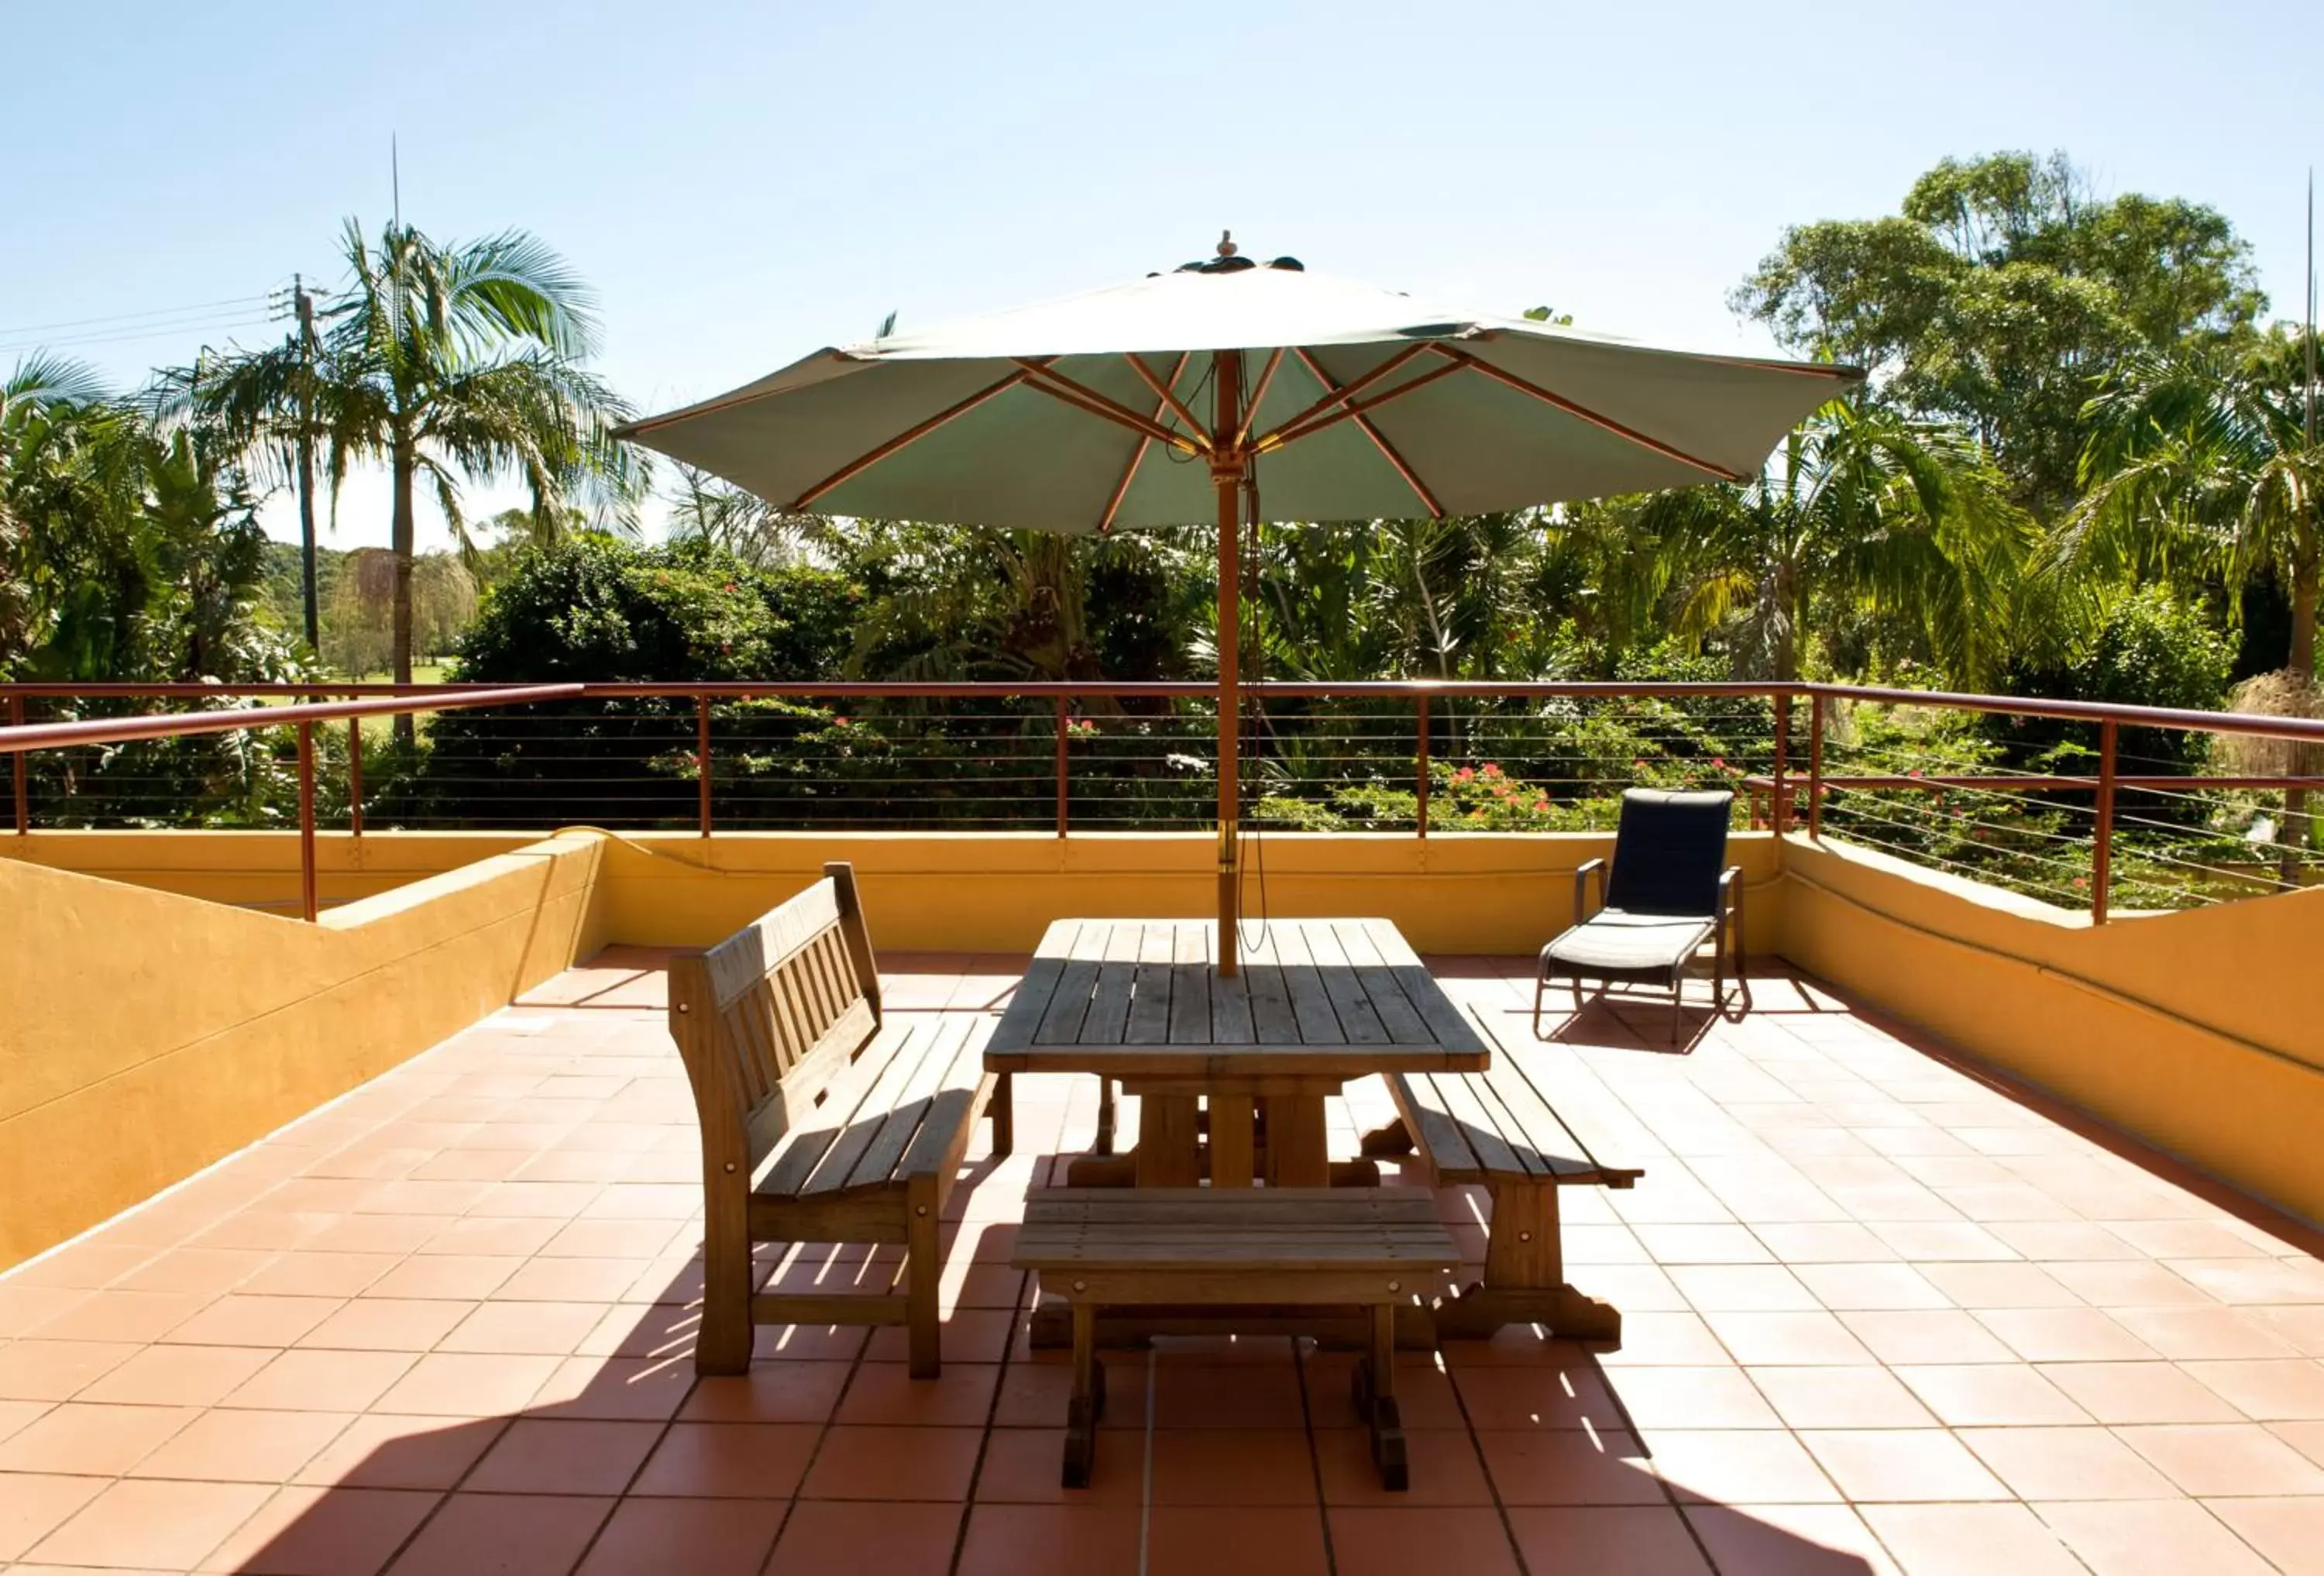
top-left (1573, 858), bottom-right (1607, 928)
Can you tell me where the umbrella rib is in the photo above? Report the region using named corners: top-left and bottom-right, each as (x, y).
top-left (1099, 350), bottom-right (1191, 532)
top-left (1259, 358), bottom-right (1466, 451)
top-left (1013, 360), bottom-right (1205, 452)
top-left (1121, 353), bottom-right (1211, 443)
top-left (1231, 349), bottom-right (1285, 450)
top-left (786, 367), bottom-right (1032, 511)
top-left (1291, 348), bottom-right (1441, 516)
top-left (1248, 342), bottom-right (1431, 451)
top-left (1429, 345), bottom-right (1747, 480)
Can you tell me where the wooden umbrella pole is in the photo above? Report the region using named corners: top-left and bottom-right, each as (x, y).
top-left (1214, 348), bottom-right (1244, 975)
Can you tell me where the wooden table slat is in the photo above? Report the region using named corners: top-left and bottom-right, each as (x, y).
top-left (1270, 921), bottom-right (1348, 1044)
top-left (1167, 920), bottom-right (1213, 1044)
top-left (1332, 920), bottom-right (1436, 1044)
top-left (1122, 922), bottom-right (1175, 1045)
top-left (1035, 921), bottom-right (1106, 1045)
top-left (1305, 921), bottom-right (1393, 1045)
top-left (1079, 922), bottom-right (1140, 1045)
top-left (1242, 926), bottom-right (1301, 1044)
top-left (1360, 918), bottom-right (1489, 1056)
top-left (984, 918), bottom-right (1490, 1080)
top-left (985, 918), bottom-right (1080, 1059)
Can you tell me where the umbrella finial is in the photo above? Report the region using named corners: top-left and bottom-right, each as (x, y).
top-left (1217, 229), bottom-right (1237, 258)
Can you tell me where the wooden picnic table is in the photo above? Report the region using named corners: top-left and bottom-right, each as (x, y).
top-left (985, 917), bottom-right (1490, 1189)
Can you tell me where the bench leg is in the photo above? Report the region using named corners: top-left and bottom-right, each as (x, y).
top-left (1063, 1302), bottom-right (1101, 1488)
top-left (1433, 1179), bottom-right (1622, 1345)
top-left (906, 1176), bottom-right (942, 1379)
top-left (1095, 1078), bottom-right (1117, 1156)
top-left (696, 1197), bottom-right (755, 1377)
top-left (989, 1071), bottom-right (1014, 1158)
top-left (1350, 1302), bottom-right (1408, 1491)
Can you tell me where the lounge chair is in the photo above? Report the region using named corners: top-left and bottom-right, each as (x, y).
top-left (1535, 788), bottom-right (1741, 1042)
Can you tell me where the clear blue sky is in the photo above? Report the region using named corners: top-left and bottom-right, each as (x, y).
top-left (4, 0), bottom-right (2316, 552)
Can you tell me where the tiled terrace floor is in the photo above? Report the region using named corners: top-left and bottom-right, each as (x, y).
top-left (4, 951), bottom-right (2324, 1575)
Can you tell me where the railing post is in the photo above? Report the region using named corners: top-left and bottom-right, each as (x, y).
top-left (297, 721), bottom-right (318, 922)
top-left (1415, 694), bottom-right (1430, 839)
top-left (1771, 693), bottom-right (1791, 834)
top-left (2092, 717), bottom-right (2116, 925)
top-left (696, 695), bottom-right (713, 838)
top-left (1807, 691), bottom-right (1824, 839)
top-left (347, 716), bottom-right (364, 838)
top-left (9, 694), bottom-right (26, 834)
top-left (1054, 694), bottom-right (1070, 838)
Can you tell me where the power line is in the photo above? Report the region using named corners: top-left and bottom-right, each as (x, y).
top-left (0, 293), bottom-right (273, 338)
top-left (0, 316), bottom-right (280, 358)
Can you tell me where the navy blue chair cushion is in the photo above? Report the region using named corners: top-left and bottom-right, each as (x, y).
top-left (1603, 789), bottom-right (1732, 917)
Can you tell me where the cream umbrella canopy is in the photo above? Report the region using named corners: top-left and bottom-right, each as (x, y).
top-left (617, 239), bottom-right (1861, 971)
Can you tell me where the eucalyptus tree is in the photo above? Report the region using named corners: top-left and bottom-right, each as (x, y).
top-left (1630, 403), bottom-right (2031, 684)
top-left (1735, 151), bottom-right (2264, 517)
top-left (182, 220), bottom-right (638, 734)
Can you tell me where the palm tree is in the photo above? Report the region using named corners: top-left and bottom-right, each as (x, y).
top-left (1631, 403), bottom-right (2031, 684)
top-left (2067, 335), bottom-right (2322, 683)
top-left (2, 356), bottom-right (136, 676)
top-left (2064, 332), bottom-right (2322, 869)
top-left (180, 219), bottom-right (638, 736)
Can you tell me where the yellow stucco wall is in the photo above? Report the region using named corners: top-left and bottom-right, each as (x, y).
top-left (0, 831), bottom-right (548, 913)
top-left (584, 829), bottom-right (1786, 955)
top-left (5, 823), bottom-right (2320, 1266)
top-left (0, 833), bottom-right (605, 1266)
top-left (1779, 834), bottom-right (2324, 1224)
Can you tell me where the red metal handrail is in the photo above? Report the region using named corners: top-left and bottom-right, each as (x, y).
top-left (5, 676), bottom-right (2321, 926)
top-left (1, 684), bottom-right (582, 922)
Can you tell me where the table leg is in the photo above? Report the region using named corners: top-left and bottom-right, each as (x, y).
top-left (1136, 1095), bottom-right (1203, 1188)
top-left (1263, 1096), bottom-right (1330, 1187)
top-left (1209, 1094), bottom-right (1257, 1187)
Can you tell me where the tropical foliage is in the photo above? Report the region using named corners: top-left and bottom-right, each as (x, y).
top-left (5, 155), bottom-right (2319, 893)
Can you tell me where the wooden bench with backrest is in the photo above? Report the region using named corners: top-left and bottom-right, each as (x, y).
top-left (668, 861), bottom-right (1009, 1378)
top-left (1015, 1189), bottom-right (1459, 1491)
top-left (1360, 1005), bottom-right (1644, 1342)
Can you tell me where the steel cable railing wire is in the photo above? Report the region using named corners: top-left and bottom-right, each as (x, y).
top-left (10, 680), bottom-right (2322, 911)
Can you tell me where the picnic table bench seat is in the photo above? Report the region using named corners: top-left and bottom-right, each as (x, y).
top-left (1361, 1010), bottom-right (1644, 1342)
top-left (669, 861), bottom-right (1009, 1378)
top-left (1016, 1189), bottom-right (1460, 1490)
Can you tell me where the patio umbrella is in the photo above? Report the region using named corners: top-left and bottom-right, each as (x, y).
top-left (617, 237), bottom-right (1862, 971)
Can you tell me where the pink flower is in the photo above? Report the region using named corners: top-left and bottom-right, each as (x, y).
top-left (1481, 763), bottom-right (1503, 779)
top-left (1711, 756), bottom-right (1727, 770)
top-left (1455, 767), bottom-right (1475, 783)
top-left (1533, 798), bottom-right (1549, 811)
top-left (833, 716), bottom-right (851, 728)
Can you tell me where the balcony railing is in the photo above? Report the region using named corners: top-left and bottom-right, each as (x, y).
top-left (6, 679), bottom-right (2323, 924)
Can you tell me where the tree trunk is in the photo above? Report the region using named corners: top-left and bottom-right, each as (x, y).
top-left (390, 434), bottom-right (416, 747)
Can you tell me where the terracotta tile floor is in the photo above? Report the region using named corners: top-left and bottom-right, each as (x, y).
top-left (4, 946), bottom-right (2322, 1574)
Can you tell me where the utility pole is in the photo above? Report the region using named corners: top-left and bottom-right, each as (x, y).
top-left (294, 273), bottom-right (321, 655)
